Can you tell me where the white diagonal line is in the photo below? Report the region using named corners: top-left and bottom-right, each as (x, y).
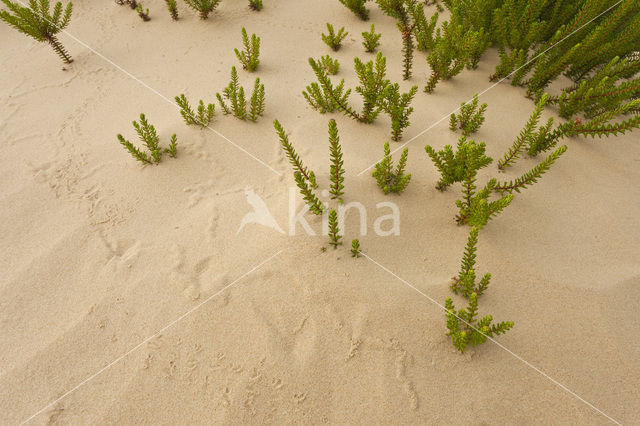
top-left (12, 0), bottom-right (282, 176)
top-left (18, 249), bottom-right (286, 425)
top-left (360, 252), bottom-right (621, 425)
top-left (357, 0), bottom-right (625, 176)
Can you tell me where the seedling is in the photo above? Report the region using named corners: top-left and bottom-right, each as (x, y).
top-left (319, 55), bottom-right (340, 75)
top-left (328, 119), bottom-right (345, 201)
top-left (351, 239), bottom-right (361, 257)
top-left (175, 94), bottom-right (215, 127)
top-left (339, 0), bottom-right (369, 20)
top-left (445, 293), bottom-right (513, 353)
top-left (372, 142), bottom-right (411, 194)
top-left (248, 0), bottom-right (262, 11)
top-left (362, 24), bottom-right (382, 53)
top-left (322, 23), bottom-right (348, 51)
top-left (449, 94), bottom-right (487, 136)
top-left (117, 114), bottom-right (178, 164)
top-left (165, 0), bottom-right (178, 19)
top-left (216, 66), bottom-right (265, 122)
top-left (0, 0), bottom-right (73, 64)
top-left (273, 120), bottom-right (318, 188)
top-left (135, 2), bottom-right (150, 21)
top-left (183, 0), bottom-right (220, 19)
top-left (234, 27), bottom-right (260, 72)
top-left (328, 209), bottom-right (342, 248)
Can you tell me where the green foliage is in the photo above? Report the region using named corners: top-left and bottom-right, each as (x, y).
top-left (456, 178), bottom-right (513, 228)
top-left (183, 0), bottom-right (220, 19)
top-left (498, 94), bottom-right (548, 170)
top-left (248, 0), bottom-right (262, 11)
top-left (322, 23), bottom-right (348, 51)
top-left (565, 99), bottom-right (640, 139)
top-left (117, 114), bottom-right (177, 165)
top-left (445, 294), bottom-right (514, 353)
top-left (273, 120), bottom-right (318, 189)
top-left (362, 23), bottom-right (382, 52)
top-left (175, 94), bottom-right (215, 127)
top-left (328, 209), bottom-right (342, 248)
top-left (425, 16), bottom-right (482, 92)
top-left (319, 54), bottom-right (340, 75)
top-left (424, 136), bottom-right (492, 191)
top-left (351, 239), bottom-right (361, 257)
top-left (302, 79), bottom-right (350, 114)
top-left (379, 83), bottom-right (418, 141)
top-left (495, 145), bottom-right (567, 194)
top-left (234, 27), bottom-right (260, 72)
top-left (339, 0), bottom-right (369, 20)
top-left (449, 94), bottom-right (487, 136)
top-left (353, 52), bottom-right (390, 123)
top-left (372, 142), bottom-right (411, 194)
top-left (295, 172), bottom-right (325, 215)
top-left (216, 67), bottom-right (265, 122)
top-left (135, 2), bottom-right (150, 21)
top-left (328, 119), bottom-right (345, 201)
top-left (0, 0), bottom-right (73, 64)
top-left (412, 3), bottom-right (438, 52)
top-left (165, 0), bottom-right (178, 19)
top-left (450, 227), bottom-right (490, 298)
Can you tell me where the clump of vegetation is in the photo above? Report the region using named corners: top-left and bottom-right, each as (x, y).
top-left (319, 55), bottom-right (340, 75)
top-left (351, 239), bottom-right (361, 257)
top-left (372, 142), bottom-right (411, 194)
top-left (328, 209), bottom-right (342, 248)
top-left (135, 2), bottom-right (150, 21)
top-left (302, 78), bottom-right (349, 114)
top-left (379, 83), bottom-right (418, 141)
top-left (165, 0), bottom-right (179, 19)
top-left (494, 145), bottom-right (567, 194)
top-left (183, 0), bottom-right (220, 19)
top-left (425, 136), bottom-right (491, 191)
top-left (117, 114), bottom-right (178, 164)
top-left (248, 0), bottom-right (262, 11)
top-left (339, 0), bottom-right (369, 20)
top-left (445, 293), bottom-right (514, 353)
top-left (362, 24), bottom-right (382, 53)
top-left (234, 27), bottom-right (260, 72)
top-left (273, 120), bottom-right (318, 189)
top-left (328, 119), bottom-right (345, 202)
top-left (449, 94), bottom-right (487, 136)
top-left (175, 94), bottom-right (215, 127)
top-left (0, 0), bottom-right (74, 64)
top-left (216, 67), bottom-right (265, 122)
top-left (322, 23), bottom-right (348, 51)
top-left (375, 0), bottom-right (417, 80)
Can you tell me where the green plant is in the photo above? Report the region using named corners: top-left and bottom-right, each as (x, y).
top-left (322, 23), bottom-right (348, 51)
top-left (372, 142), bottom-right (411, 194)
top-left (117, 114), bottom-right (178, 164)
top-left (234, 27), bottom-right (260, 72)
top-left (494, 145), bottom-right (567, 194)
top-left (375, 0), bottom-right (421, 80)
top-left (445, 293), bottom-right (513, 353)
top-left (295, 172), bottom-right (325, 215)
top-left (135, 2), bottom-right (150, 21)
top-left (339, 0), bottom-right (369, 20)
top-left (165, 0), bottom-right (178, 19)
top-left (449, 94), bottom-right (487, 136)
top-left (319, 54), bottom-right (340, 75)
top-left (564, 99), bottom-right (640, 139)
top-left (328, 119), bottom-right (345, 201)
top-left (425, 136), bottom-right (492, 191)
top-left (216, 66), bottom-right (265, 122)
top-left (183, 0), bottom-right (220, 19)
top-left (302, 79), bottom-right (349, 114)
top-left (328, 209), bottom-right (342, 248)
top-left (175, 94), bottom-right (215, 128)
top-left (413, 4), bottom-right (438, 52)
top-left (362, 23), bottom-right (381, 52)
top-left (498, 94), bottom-right (549, 170)
top-left (450, 227), bottom-right (489, 298)
top-left (273, 120), bottom-right (318, 188)
top-left (248, 0), bottom-right (262, 11)
top-left (456, 177), bottom-right (513, 228)
top-left (0, 0), bottom-right (73, 64)
top-left (351, 239), bottom-right (361, 257)
top-left (379, 83), bottom-right (418, 141)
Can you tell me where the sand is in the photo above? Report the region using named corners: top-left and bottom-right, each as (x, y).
top-left (1, 0), bottom-right (639, 424)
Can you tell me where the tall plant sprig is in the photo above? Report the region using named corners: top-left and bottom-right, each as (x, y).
top-left (328, 119), bottom-right (345, 201)
top-left (353, 52), bottom-right (390, 123)
top-left (273, 120), bottom-right (318, 189)
top-left (175, 94), bottom-right (215, 127)
top-left (378, 83), bottom-right (418, 141)
top-left (494, 145), bottom-right (568, 194)
top-left (234, 27), bottom-right (260, 72)
top-left (450, 226), bottom-right (490, 298)
top-left (0, 0), bottom-right (73, 64)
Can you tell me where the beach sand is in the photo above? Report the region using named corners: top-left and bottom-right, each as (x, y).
top-left (1, 0), bottom-right (639, 423)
